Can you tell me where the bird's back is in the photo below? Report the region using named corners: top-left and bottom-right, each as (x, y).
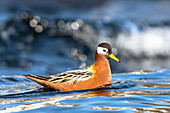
top-left (23, 66), bottom-right (96, 91)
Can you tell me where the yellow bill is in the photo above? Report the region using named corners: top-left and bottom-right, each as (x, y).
top-left (109, 54), bottom-right (120, 63)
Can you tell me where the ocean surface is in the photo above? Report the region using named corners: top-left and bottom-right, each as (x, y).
top-left (0, 0), bottom-right (170, 113)
top-left (0, 70), bottom-right (170, 113)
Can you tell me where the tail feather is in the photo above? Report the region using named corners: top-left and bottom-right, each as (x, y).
top-left (23, 74), bottom-right (52, 81)
top-left (23, 74), bottom-right (60, 91)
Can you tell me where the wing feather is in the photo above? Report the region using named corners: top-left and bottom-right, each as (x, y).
top-left (48, 66), bottom-right (93, 84)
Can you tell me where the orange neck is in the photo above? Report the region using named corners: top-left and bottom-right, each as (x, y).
top-left (91, 51), bottom-right (112, 85)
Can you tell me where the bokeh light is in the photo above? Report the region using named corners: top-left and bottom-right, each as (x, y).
top-left (41, 19), bottom-right (48, 27)
top-left (35, 25), bottom-right (43, 33)
top-left (29, 19), bottom-right (37, 27)
top-left (71, 22), bottom-right (79, 30)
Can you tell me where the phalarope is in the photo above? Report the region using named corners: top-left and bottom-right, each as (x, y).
top-left (24, 43), bottom-right (120, 91)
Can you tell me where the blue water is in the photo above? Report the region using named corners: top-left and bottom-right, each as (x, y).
top-left (0, 69), bottom-right (169, 113)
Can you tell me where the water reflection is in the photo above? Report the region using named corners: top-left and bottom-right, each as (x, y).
top-left (0, 89), bottom-right (116, 112)
top-left (79, 90), bottom-right (114, 97)
top-left (0, 96), bottom-right (81, 112)
top-left (142, 83), bottom-right (170, 88)
top-left (90, 107), bottom-right (170, 113)
top-left (0, 70), bottom-right (169, 112)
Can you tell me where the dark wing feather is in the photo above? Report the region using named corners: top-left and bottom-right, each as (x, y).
top-left (48, 66), bottom-right (94, 84)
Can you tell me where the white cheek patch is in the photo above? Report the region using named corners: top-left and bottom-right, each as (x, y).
top-left (97, 47), bottom-right (108, 55)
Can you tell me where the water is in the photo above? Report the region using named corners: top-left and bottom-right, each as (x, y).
top-left (0, 70), bottom-right (169, 112)
top-left (0, 0), bottom-right (170, 113)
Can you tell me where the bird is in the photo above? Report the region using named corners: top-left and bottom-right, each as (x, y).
top-left (23, 43), bottom-right (120, 91)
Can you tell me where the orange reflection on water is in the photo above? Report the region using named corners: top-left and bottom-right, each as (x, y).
top-left (77, 90), bottom-right (117, 98)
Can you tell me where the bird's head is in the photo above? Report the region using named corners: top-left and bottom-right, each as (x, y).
top-left (97, 43), bottom-right (120, 63)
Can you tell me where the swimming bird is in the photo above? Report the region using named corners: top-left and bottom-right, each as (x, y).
top-left (23, 43), bottom-right (120, 91)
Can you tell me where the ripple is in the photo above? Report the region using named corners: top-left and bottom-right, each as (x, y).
top-left (0, 70), bottom-right (170, 113)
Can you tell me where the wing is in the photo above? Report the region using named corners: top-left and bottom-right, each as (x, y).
top-left (48, 66), bottom-right (94, 84)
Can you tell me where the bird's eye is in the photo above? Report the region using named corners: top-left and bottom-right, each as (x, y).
top-left (97, 47), bottom-right (108, 54)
